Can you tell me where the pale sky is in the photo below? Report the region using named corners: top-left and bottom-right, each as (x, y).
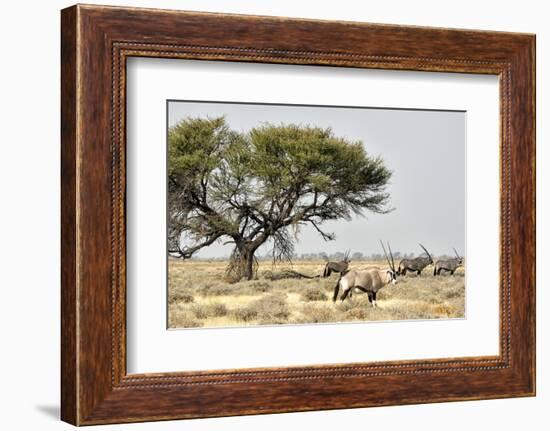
top-left (168, 101), bottom-right (465, 258)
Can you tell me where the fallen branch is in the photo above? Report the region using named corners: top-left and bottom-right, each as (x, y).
top-left (265, 270), bottom-right (321, 281)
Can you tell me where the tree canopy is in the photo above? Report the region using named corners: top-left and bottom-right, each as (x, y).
top-left (168, 116), bottom-right (392, 280)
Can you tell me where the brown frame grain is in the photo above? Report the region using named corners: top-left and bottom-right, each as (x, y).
top-left (61, 4), bottom-right (535, 425)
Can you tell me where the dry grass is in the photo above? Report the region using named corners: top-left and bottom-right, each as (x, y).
top-left (301, 287), bottom-right (328, 302)
top-left (168, 259), bottom-right (465, 329)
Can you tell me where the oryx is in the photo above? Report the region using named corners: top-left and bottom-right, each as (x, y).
top-left (433, 248), bottom-right (464, 276)
top-left (397, 243), bottom-right (434, 276)
top-left (332, 241), bottom-right (397, 307)
top-left (323, 249), bottom-right (351, 277)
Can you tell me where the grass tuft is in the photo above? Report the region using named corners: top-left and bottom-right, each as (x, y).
top-left (301, 288), bottom-right (328, 302)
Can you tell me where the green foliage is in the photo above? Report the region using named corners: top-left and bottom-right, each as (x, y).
top-left (167, 116), bottom-right (392, 279)
top-left (247, 124), bottom-right (391, 217)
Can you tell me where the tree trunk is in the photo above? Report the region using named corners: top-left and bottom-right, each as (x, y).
top-left (242, 248), bottom-right (256, 281)
top-left (226, 233), bottom-right (270, 281)
top-left (226, 242), bottom-right (258, 282)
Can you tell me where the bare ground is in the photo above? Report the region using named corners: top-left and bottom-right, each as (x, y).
top-left (168, 259), bottom-right (465, 329)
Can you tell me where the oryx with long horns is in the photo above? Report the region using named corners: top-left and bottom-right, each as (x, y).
top-left (433, 248), bottom-right (464, 276)
top-left (322, 249), bottom-right (351, 277)
top-left (397, 243), bottom-right (434, 276)
top-left (332, 241), bottom-right (397, 307)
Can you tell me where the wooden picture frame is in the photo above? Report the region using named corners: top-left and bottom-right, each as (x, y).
top-left (61, 4), bottom-right (535, 425)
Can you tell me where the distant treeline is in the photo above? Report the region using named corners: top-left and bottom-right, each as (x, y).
top-left (181, 251), bottom-right (458, 262)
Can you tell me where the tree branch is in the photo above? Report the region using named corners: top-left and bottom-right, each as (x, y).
top-left (168, 232), bottom-right (224, 259)
top-left (307, 218), bottom-right (335, 241)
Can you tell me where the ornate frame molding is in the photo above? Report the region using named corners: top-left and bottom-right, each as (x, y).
top-left (61, 5), bottom-right (535, 425)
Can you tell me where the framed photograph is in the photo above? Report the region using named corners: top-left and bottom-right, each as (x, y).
top-left (61, 4), bottom-right (535, 425)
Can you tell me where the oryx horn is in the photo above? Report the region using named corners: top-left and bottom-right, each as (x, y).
top-left (344, 249), bottom-right (351, 261)
top-left (418, 243), bottom-right (432, 261)
top-left (387, 242), bottom-right (395, 271)
top-left (380, 240), bottom-right (394, 271)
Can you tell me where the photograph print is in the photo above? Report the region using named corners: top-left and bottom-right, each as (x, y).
top-left (167, 101), bottom-right (465, 329)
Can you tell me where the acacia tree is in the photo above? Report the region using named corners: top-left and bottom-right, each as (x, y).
top-left (168, 117), bottom-right (392, 281)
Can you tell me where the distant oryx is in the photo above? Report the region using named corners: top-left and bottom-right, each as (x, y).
top-left (323, 249), bottom-right (351, 277)
top-left (332, 241), bottom-right (397, 307)
top-left (397, 243), bottom-right (434, 276)
top-left (433, 248), bottom-right (464, 276)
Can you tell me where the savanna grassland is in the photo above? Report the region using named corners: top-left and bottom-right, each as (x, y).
top-left (168, 259), bottom-right (465, 329)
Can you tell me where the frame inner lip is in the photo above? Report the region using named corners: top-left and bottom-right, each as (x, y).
top-left (116, 47), bottom-right (511, 380)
